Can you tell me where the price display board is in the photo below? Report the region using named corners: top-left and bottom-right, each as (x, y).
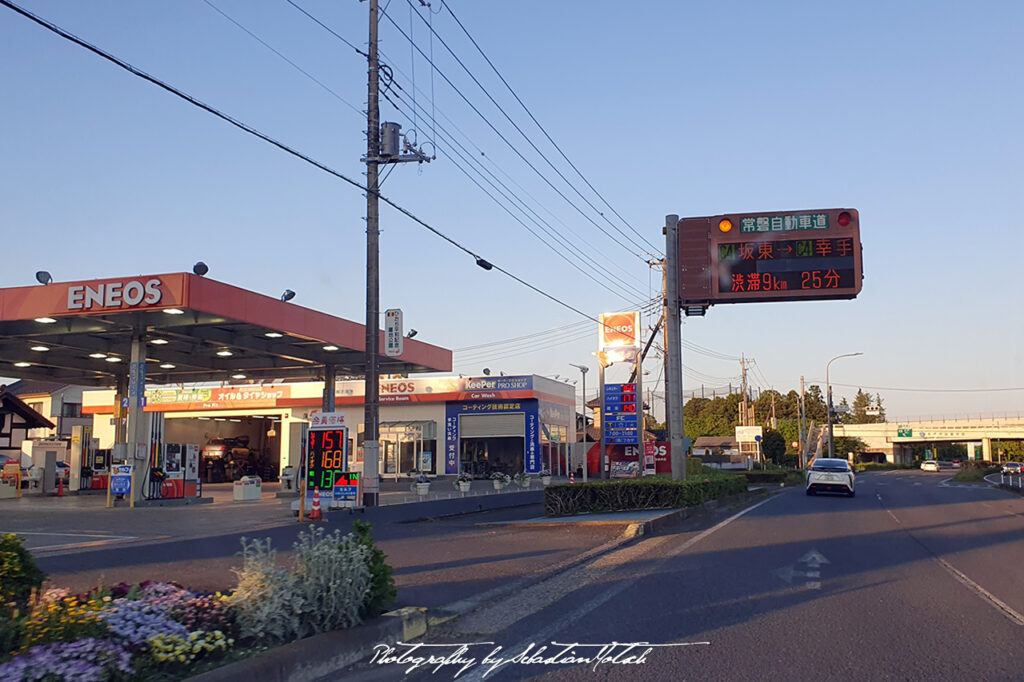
top-left (678, 208), bottom-right (862, 310)
top-left (603, 383), bottom-right (640, 445)
top-left (307, 427), bottom-right (349, 491)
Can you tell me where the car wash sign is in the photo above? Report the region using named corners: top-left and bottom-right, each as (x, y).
top-left (444, 401), bottom-right (540, 475)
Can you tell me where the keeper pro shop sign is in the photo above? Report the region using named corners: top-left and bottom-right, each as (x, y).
top-left (598, 311), bottom-right (641, 350)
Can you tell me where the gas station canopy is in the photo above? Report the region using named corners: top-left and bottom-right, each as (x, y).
top-left (0, 273), bottom-right (451, 386)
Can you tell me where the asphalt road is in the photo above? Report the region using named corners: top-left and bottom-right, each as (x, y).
top-left (25, 502), bottom-right (623, 610)
top-left (366, 471), bottom-right (1024, 681)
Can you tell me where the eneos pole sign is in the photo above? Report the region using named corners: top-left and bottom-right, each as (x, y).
top-left (678, 208), bottom-right (862, 311)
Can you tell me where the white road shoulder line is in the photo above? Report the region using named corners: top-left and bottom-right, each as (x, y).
top-left (936, 558), bottom-right (1024, 626)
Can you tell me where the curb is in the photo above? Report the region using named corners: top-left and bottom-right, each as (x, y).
top-left (188, 607), bottom-right (426, 682)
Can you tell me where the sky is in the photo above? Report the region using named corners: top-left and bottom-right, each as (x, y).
top-left (1, 0), bottom-right (1022, 422)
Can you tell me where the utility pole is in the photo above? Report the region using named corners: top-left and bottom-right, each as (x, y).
top-left (664, 215), bottom-right (686, 481)
top-left (740, 355), bottom-right (749, 427)
top-left (799, 375), bottom-right (806, 466)
top-left (361, 0), bottom-right (383, 507)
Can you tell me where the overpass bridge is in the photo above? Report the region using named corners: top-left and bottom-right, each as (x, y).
top-left (832, 417), bottom-right (1024, 464)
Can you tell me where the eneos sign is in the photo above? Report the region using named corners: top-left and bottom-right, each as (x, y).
top-left (67, 279), bottom-right (163, 311)
top-left (598, 311), bottom-right (641, 350)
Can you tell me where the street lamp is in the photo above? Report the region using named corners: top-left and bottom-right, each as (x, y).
top-left (826, 352), bottom-right (863, 459)
top-left (570, 363), bottom-right (589, 482)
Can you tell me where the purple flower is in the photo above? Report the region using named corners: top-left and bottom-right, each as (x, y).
top-left (0, 638), bottom-right (133, 682)
top-left (100, 598), bottom-right (189, 645)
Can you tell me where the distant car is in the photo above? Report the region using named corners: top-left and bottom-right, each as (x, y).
top-left (951, 459), bottom-right (962, 469)
top-left (806, 458), bottom-right (855, 497)
top-left (1002, 462), bottom-right (1024, 475)
top-left (921, 460), bottom-right (940, 472)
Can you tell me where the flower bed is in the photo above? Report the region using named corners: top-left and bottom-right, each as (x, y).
top-left (543, 472), bottom-right (748, 516)
top-left (0, 522), bottom-right (396, 681)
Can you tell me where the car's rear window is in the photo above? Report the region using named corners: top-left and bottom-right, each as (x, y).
top-left (811, 462), bottom-right (850, 472)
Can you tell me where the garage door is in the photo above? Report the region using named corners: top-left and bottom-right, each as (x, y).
top-left (460, 413), bottom-right (525, 438)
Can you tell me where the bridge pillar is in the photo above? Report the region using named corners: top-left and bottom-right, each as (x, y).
top-left (982, 437), bottom-right (993, 462)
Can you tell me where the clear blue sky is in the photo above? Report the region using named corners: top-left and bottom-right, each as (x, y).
top-left (2, 0), bottom-right (1021, 420)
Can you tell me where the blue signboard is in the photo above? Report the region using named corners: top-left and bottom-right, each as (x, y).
top-left (603, 383), bottom-right (640, 445)
top-left (110, 465), bottom-right (132, 495)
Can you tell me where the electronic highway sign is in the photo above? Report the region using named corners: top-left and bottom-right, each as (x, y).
top-left (677, 208), bottom-right (862, 312)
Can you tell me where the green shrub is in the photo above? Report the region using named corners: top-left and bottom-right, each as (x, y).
top-left (0, 609), bottom-right (25, 663)
top-left (742, 471), bottom-right (788, 485)
top-left (352, 521), bottom-right (397, 618)
top-left (543, 475), bottom-right (747, 516)
top-left (230, 527), bottom-right (371, 645)
top-left (953, 467), bottom-right (999, 483)
top-left (0, 535), bottom-right (45, 610)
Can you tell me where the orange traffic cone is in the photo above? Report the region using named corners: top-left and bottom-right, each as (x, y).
top-left (569, 470), bottom-right (575, 484)
top-left (309, 487), bottom-right (322, 521)
top-left (57, 477), bottom-right (65, 497)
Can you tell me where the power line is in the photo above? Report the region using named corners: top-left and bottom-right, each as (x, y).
top-left (378, 7), bottom-right (654, 261)
top-left (380, 89), bottom-right (645, 301)
top-left (0, 0), bottom-right (602, 324)
top-left (821, 382), bottom-right (1024, 394)
top-left (199, 0), bottom-right (646, 300)
top-left (437, 0), bottom-right (660, 254)
top-left (382, 83), bottom-right (650, 293)
top-left (202, 0), bottom-right (364, 117)
top-left (275, 2), bottom-right (651, 294)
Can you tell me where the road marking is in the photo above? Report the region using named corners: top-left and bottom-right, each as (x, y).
top-left (799, 549), bottom-right (830, 568)
top-left (935, 558), bottom-right (1024, 627)
top-left (805, 581), bottom-right (821, 590)
top-left (880, 507), bottom-right (1024, 627)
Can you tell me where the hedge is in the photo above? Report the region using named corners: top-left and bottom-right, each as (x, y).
top-left (742, 471), bottom-right (789, 485)
top-left (543, 474), bottom-right (748, 516)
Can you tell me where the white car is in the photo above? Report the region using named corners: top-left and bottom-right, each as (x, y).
top-left (920, 460), bottom-right (940, 472)
top-left (806, 458), bottom-right (855, 497)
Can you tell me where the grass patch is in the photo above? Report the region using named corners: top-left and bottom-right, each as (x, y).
top-left (952, 467), bottom-right (999, 483)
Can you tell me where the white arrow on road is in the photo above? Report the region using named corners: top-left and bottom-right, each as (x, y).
top-left (798, 549), bottom-right (830, 569)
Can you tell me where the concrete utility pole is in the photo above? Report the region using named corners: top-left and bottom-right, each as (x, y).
top-left (664, 215), bottom-right (686, 481)
top-left (740, 355), bottom-right (749, 427)
top-left (362, 0), bottom-right (382, 507)
top-left (799, 375), bottom-right (806, 466)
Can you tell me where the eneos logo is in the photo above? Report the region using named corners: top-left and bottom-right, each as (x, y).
top-left (598, 311), bottom-right (640, 349)
top-left (67, 279), bottom-right (163, 311)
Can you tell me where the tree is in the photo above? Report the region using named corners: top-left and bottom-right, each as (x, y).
top-left (761, 429), bottom-right (787, 465)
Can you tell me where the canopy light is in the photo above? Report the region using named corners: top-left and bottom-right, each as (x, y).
top-left (163, 308), bottom-right (185, 315)
top-left (216, 349), bottom-right (233, 357)
top-left (13, 362), bottom-right (31, 368)
top-left (30, 345), bottom-right (49, 352)
top-left (322, 345), bottom-right (340, 352)
top-left (150, 339), bottom-right (169, 345)
top-left (159, 363), bottom-right (176, 369)
top-left (34, 317), bottom-right (57, 324)
top-left (105, 356), bottom-right (122, 363)
top-left (231, 373), bottom-right (247, 379)
top-left (88, 353), bottom-right (107, 359)
top-left (264, 332), bottom-right (283, 338)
